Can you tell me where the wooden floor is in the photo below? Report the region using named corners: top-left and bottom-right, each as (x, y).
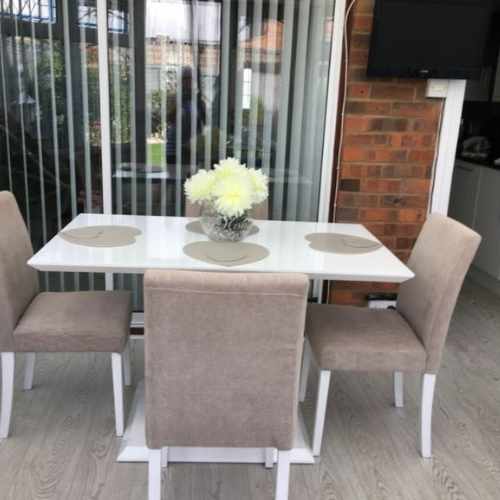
top-left (0, 279), bottom-right (499, 499)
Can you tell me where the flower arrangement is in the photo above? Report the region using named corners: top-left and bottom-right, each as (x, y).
top-left (184, 158), bottom-right (269, 241)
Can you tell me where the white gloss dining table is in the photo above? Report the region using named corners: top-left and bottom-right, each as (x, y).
top-left (28, 213), bottom-right (414, 466)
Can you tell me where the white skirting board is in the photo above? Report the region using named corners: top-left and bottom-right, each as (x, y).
top-left (117, 381), bottom-right (316, 465)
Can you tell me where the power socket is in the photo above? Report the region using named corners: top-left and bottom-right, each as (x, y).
top-left (426, 79), bottom-right (449, 98)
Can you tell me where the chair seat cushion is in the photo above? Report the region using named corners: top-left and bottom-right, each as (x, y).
top-left (306, 304), bottom-right (426, 372)
top-left (14, 291), bottom-right (132, 353)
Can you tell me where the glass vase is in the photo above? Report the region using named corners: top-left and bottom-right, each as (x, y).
top-left (200, 203), bottom-right (252, 242)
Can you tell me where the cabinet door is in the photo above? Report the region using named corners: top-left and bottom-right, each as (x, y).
top-left (493, 52), bottom-right (500, 102)
top-left (448, 163), bottom-right (481, 229)
top-left (466, 67), bottom-right (493, 102)
top-left (473, 168), bottom-right (500, 278)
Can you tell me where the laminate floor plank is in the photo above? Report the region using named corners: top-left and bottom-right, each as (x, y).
top-left (6, 354), bottom-right (109, 500)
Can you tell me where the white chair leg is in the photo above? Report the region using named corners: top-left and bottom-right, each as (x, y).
top-left (111, 353), bottom-right (125, 437)
top-left (299, 339), bottom-right (312, 403)
top-left (0, 352), bottom-right (15, 439)
top-left (265, 447), bottom-right (275, 469)
top-left (148, 449), bottom-right (162, 500)
top-left (312, 370), bottom-right (331, 456)
top-left (23, 353), bottom-right (36, 391)
top-left (393, 371), bottom-right (404, 408)
top-left (420, 373), bottom-right (437, 459)
top-left (275, 450), bottom-right (291, 500)
top-left (123, 342), bottom-right (132, 387)
top-left (161, 447), bottom-right (169, 468)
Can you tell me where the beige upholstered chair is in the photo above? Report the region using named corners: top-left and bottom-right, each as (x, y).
top-left (301, 214), bottom-right (481, 458)
top-left (144, 270), bottom-right (309, 500)
top-left (0, 191), bottom-right (132, 438)
top-left (185, 199), bottom-right (269, 219)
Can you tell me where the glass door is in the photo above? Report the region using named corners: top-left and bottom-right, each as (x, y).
top-left (108, 0), bottom-right (336, 221)
top-left (0, 0), bottom-right (338, 307)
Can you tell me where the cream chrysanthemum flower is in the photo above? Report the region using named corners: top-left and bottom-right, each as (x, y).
top-left (213, 175), bottom-right (253, 217)
top-left (213, 157), bottom-right (246, 181)
top-left (184, 169), bottom-right (215, 203)
top-left (247, 168), bottom-right (269, 204)
top-left (183, 158), bottom-right (269, 217)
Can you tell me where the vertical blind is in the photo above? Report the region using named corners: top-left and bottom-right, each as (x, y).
top-left (0, 0), bottom-right (336, 308)
top-left (113, 0), bottom-right (335, 222)
top-left (0, 0), bottom-right (105, 294)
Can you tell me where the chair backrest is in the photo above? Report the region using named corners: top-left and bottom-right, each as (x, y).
top-left (397, 213), bottom-right (481, 373)
top-left (144, 270), bottom-right (309, 450)
top-left (185, 199), bottom-right (269, 219)
top-left (0, 191), bottom-right (39, 351)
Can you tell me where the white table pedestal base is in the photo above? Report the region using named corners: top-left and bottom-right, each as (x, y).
top-left (117, 381), bottom-right (316, 465)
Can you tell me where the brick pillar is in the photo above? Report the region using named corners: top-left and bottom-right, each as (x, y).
top-left (330, 0), bottom-right (443, 306)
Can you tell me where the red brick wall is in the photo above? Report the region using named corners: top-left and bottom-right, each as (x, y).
top-left (329, 0), bottom-right (443, 306)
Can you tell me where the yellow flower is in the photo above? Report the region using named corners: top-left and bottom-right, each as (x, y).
top-left (247, 168), bottom-right (269, 204)
top-left (213, 175), bottom-right (253, 217)
top-left (184, 169), bottom-right (215, 204)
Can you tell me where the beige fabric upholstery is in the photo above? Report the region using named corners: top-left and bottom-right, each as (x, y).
top-left (0, 191), bottom-right (39, 352)
top-left (144, 270), bottom-right (309, 450)
top-left (307, 214), bottom-right (481, 375)
top-left (307, 304), bottom-right (426, 372)
top-left (185, 199), bottom-right (269, 219)
top-left (397, 214), bottom-right (481, 373)
top-left (0, 192), bottom-right (132, 355)
top-left (14, 291), bottom-right (132, 353)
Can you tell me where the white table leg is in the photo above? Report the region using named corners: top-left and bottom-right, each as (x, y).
top-left (313, 280), bottom-right (324, 304)
top-left (299, 339), bottom-right (312, 403)
top-left (265, 447), bottom-right (275, 469)
top-left (161, 447), bottom-right (169, 468)
top-left (123, 342), bottom-right (132, 387)
top-left (23, 353), bottom-right (36, 391)
top-left (312, 370), bottom-right (331, 456)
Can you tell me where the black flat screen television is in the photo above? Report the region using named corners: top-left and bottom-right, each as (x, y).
top-left (367, 0), bottom-right (492, 80)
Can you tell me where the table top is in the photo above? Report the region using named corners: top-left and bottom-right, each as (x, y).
top-left (28, 214), bottom-right (414, 283)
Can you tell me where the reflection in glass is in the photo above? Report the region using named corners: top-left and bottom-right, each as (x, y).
top-left (111, 0), bottom-right (335, 221)
top-left (1, 0), bottom-right (56, 24)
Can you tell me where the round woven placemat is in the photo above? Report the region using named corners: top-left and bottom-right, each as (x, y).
top-left (59, 225), bottom-right (141, 248)
top-left (305, 233), bottom-right (381, 255)
top-left (183, 241), bottom-right (269, 267)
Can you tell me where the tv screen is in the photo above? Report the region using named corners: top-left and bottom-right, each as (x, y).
top-left (367, 0), bottom-right (492, 80)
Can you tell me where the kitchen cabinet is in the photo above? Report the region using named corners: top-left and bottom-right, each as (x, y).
top-left (448, 160), bottom-right (481, 228)
top-left (448, 160), bottom-right (500, 279)
top-left (493, 51), bottom-right (500, 102)
top-left (466, 67), bottom-right (494, 102)
top-left (473, 167), bottom-right (500, 277)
